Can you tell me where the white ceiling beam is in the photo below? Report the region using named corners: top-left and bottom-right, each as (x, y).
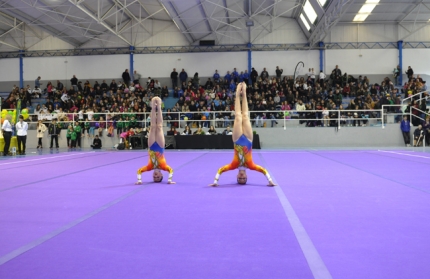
top-left (0, 21), bottom-right (24, 39)
top-left (112, 0), bottom-right (152, 36)
top-left (0, 2), bottom-right (81, 47)
top-left (68, 0), bottom-right (131, 45)
top-left (399, 1), bottom-right (423, 23)
top-left (116, 8), bottom-right (164, 34)
top-left (307, 0), bottom-right (356, 46)
top-left (222, 0), bottom-right (231, 24)
top-left (166, 1), bottom-right (195, 43)
top-left (98, 0), bottom-right (139, 22)
top-left (0, 39), bottom-right (20, 49)
top-left (198, 0), bottom-right (219, 43)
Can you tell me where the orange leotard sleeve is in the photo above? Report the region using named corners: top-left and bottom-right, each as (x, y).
top-left (246, 160), bottom-right (268, 175)
top-left (213, 156), bottom-right (240, 183)
top-left (157, 156), bottom-right (174, 181)
top-left (137, 158), bottom-right (154, 174)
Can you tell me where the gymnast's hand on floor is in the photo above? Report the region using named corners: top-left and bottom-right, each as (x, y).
top-left (267, 180), bottom-right (276, 186)
top-left (168, 181), bottom-right (176, 184)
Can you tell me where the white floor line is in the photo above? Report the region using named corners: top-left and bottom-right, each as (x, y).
top-left (258, 154), bottom-right (332, 279)
top-left (0, 152), bottom-right (97, 166)
top-left (377, 150), bottom-right (430, 159)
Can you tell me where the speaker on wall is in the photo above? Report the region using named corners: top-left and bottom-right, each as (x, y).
top-left (199, 40), bottom-right (215, 46)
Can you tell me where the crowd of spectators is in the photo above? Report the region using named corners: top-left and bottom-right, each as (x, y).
top-left (170, 65), bottom-right (428, 128)
top-left (0, 64), bottom-right (428, 137)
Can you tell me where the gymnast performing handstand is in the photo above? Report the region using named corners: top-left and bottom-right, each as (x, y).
top-left (136, 97), bottom-right (175, 184)
top-left (210, 82), bottom-right (275, 187)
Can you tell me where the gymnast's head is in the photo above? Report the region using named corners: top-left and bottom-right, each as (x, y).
top-left (153, 170), bottom-right (163, 183)
top-left (237, 170), bottom-right (247, 185)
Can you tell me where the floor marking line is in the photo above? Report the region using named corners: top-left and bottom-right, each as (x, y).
top-left (0, 185), bottom-right (147, 266)
top-left (0, 152), bottom-right (96, 166)
top-left (0, 153), bottom-right (109, 171)
top-left (258, 153), bottom-right (333, 279)
top-left (309, 152), bottom-right (430, 195)
top-left (366, 151), bottom-right (430, 165)
top-left (0, 152), bottom-right (208, 266)
top-left (377, 150), bottom-right (430, 159)
top-left (0, 154), bottom-right (148, 193)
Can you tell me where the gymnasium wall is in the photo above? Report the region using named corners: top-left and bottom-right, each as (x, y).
top-left (1, 48), bottom-right (430, 92)
top-left (20, 124), bottom-right (404, 149)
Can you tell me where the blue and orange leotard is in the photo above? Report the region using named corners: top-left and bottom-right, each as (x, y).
top-left (137, 142), bottom-right (173, 182)
top-left (213, 134), bottom-right (272, 184)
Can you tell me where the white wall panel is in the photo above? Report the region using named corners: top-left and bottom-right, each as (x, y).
top-left (23, 55), bottom-right (129, 81)
top-left (326, 49), bottom-right (398, 75)
top-left (134, 52), bottom-right (248, 78)
top-left (28, 35), bottom-right (75, 51)
top-left (399, 24), bottom-right (430, 42)
top-left (328, 24), bottom-right (398, 43)
top-left (252, 51), bottom-right (319, 76)
top-left (0, 58), bottom-right (19, 82)
top-left (403, 49), bottom-right (430, 75)
top-left (252, 18), bottom-right (308, 45)
top-left (82, 20), bottom-right (190, 49)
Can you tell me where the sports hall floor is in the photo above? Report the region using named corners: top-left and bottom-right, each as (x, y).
top-left (0, 148), bottom-right (429, 279)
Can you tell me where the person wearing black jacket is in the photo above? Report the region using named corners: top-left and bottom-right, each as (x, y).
top-left (170, 68), bottom-right (178, 89)
top-left (48, 119), bottom-right (61, 148)
top-left (406, 66), bottom-right (414, 80)
top-left (413, 125), bottom-right (424, 146)
top-left (423, 118), bottom-right (430, 146)
top-left (70, 75), bottom-right (78, 92)
top-left (275, 66), bottom-right (283, 79)
top-left (110, 80), bottom-right (118, 92)
top-left (100, 80), bottom-right (108, 91)
top-left (91, 135), bottom-right (102, 149)
top-left (122, 69), bottom-right (131, 86)
top-left (251, 68), bottom-right (258, 85)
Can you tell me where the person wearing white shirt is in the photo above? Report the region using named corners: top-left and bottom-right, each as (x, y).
top-left (1, 114), bottom-right (13, 156)
top-left (319, 71), bottom-right (326, 87)
top-left (16, 115), bottom-right (28, 155)
top-left (87, 109), bottom-right (94, 121)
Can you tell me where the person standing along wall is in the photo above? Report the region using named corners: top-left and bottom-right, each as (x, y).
top-left (36, 120), bottom-right (47, 148)
top-left (74, 121), bottom-right (82, 148)
top-left (16, 115), bottom-right (28, 155)
top-left (1, 114), bottom-right (12, 156)
top-left (122, 69), bottom-right (131, 87)
top-left (49, 119), bottom-right (61, 149)
top-left (171, 68), bottom-right (178, 89)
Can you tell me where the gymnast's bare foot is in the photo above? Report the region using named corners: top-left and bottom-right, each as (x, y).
top-left (267, 181), bottom-right (276, 186)
top-left (135, 181), bottom-right (142, 185)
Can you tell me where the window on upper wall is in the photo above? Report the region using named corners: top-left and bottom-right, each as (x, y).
top-left (318, 0), bottom-right (328, 7)
top-left (300, 13), bottom-right (311, 31)
top-left (303, 0), bottom-right (317, 23)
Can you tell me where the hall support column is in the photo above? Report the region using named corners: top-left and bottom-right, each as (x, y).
top-left (129, 46), bottom-right (135, 81)
top-left (397, 40), bottom-right (403, 86)
top-left (19, 50), bottom-right (24, 88)
top-left (247, 43), bottom-right (252, 85)
top-left (318, 42), bottom-right (324, 73)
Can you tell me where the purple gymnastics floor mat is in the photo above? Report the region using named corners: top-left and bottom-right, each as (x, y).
top-left (0, 149), bottom-right (429, 279)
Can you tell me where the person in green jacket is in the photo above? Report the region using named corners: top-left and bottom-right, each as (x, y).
top-left (334, 89), bottom-right (343, 107)
top-left (129, 116), bottom-right (137, 129)
top-left (74, 121), bottom-right (82, 148)
top-left (84, 121), bottom-right (90, 138)
top-left (70, 128), bottom-right (77, 149)
top-left (116, 118), bottom-right (123, 138)
top-left (124, 116), bottom-right (130, 130)
top-left (66, 125), bottom-right (73, 148)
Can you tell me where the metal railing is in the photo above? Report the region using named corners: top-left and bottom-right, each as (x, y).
top-left (17, 109), bottom-right (386, 130)
top-left (402, 90), bottom-right (429, 106)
